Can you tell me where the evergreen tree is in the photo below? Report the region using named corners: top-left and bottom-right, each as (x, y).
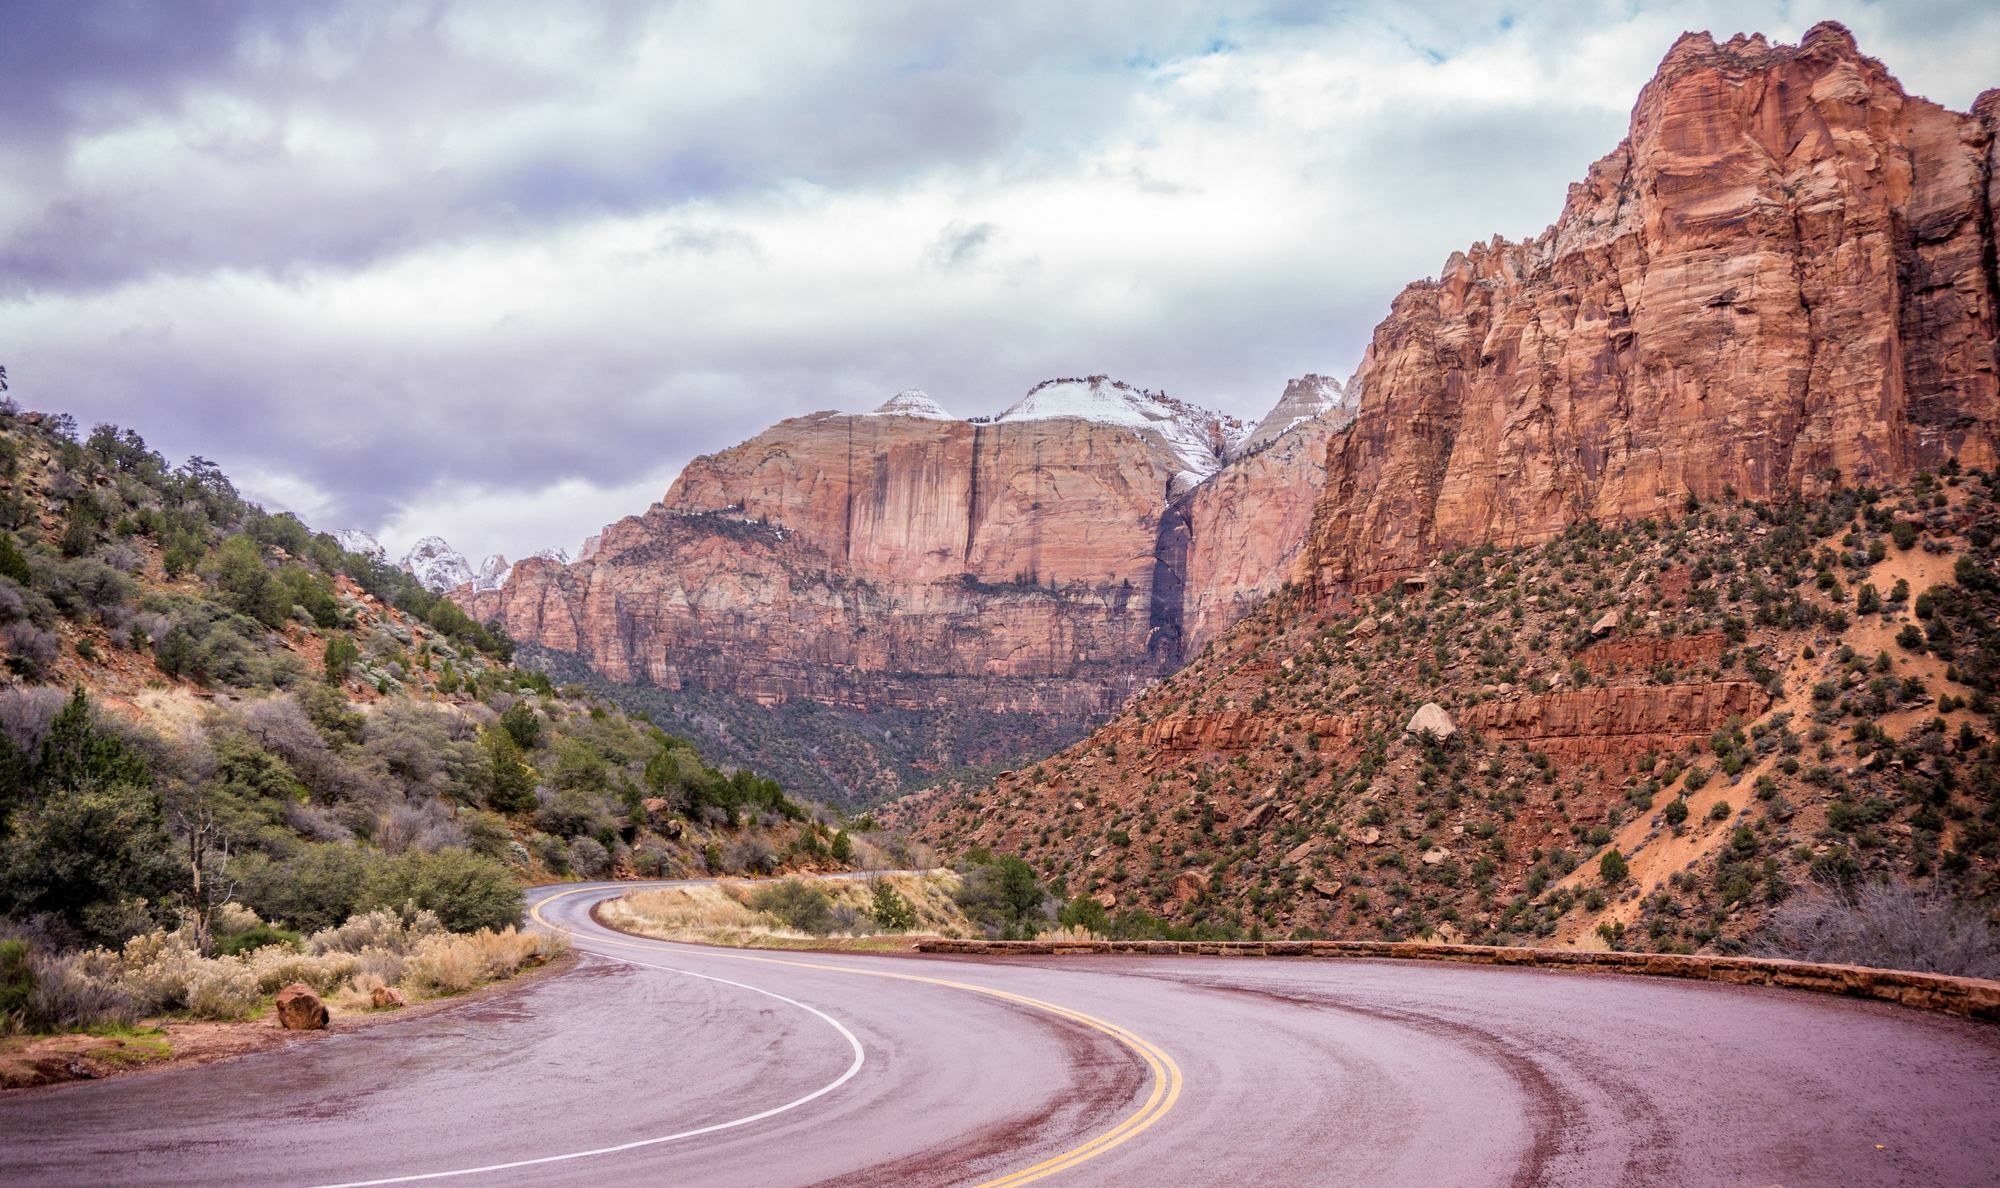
top-left (0, 532), bottom-right (29, 585)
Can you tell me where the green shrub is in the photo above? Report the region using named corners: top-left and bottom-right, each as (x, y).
top-left (1663, 798), bottom-right (1689, 827)
top-left (0, 534), bottom-right (30, 585)
top-left (1599, 849), bottom-right (1629, 885)
top-left (955, 853), bottom-right (1051, 938)
top-left (868, 881), bottom-right (916, 931)
top-left (216, 922), bottom-right (302, 957)
top-left (498, 702), bottom-right (543, 750)
top-left (0, 938), bottom-right (33, 1021)
top-left (748, 880), bottom-right (837, 935)
top-left (233, 844), bottom-right (370, 934)
top-left (361, 849), bottom-right (522, 933)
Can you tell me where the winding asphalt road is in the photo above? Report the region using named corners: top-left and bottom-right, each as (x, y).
top-left (3, 878), bottom-right (1998, 1186)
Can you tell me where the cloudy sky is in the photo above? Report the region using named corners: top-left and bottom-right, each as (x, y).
top-left (1, 1), bottom-right (1994, 563)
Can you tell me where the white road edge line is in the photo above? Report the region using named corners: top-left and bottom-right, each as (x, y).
top-left (309, 942), bottom-right (866, 1186)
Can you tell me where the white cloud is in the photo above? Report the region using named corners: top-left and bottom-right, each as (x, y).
top-left (1, 1), bottom-right (1994, 564)
top-left (375, 464), bottom-right (687, 563)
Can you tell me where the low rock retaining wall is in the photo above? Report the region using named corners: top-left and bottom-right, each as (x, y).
top-left (913, 938), bottom-right (2000, 1022)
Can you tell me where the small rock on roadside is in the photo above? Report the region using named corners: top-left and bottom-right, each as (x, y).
top-left (371, 986), bottom-right (407, 1010)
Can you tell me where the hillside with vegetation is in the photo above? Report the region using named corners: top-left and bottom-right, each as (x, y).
top-left (0, 394), bottom-right (909, 1050)
top-left (893, 472), bottom-right (2000, 965)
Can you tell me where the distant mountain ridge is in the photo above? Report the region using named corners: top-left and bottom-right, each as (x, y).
top-left (455, 373), bottom-right (1345, 803)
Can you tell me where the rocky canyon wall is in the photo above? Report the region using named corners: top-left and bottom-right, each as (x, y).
top-left (457, 387), bottom-right (1342, 798)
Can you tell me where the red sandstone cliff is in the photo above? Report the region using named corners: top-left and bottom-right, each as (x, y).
top-left (465, 405), bottom-right (1182, 706)
top-left (458, 381), bottom-right (1344, 797)
top-left (889, 25), bottom-right (2000, 948)
top-left (1305, 23), bottom-right (2000, 593)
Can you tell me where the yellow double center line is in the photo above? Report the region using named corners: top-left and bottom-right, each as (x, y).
top-left (530, 886), bottom-right (1183, 1185)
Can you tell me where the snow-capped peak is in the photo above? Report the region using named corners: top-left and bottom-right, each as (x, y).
top-left (869, 389), bottom-right (955, 420)
top-left (335, 529), bottom-right (387, 564)
top-left (996, 375), bottom-right (1242, 482)
top-left (469, 554), bottom-right (511, 592)
top-left (1235, 374), bottom-right (1355, 457)
top-left (400, 536), bottom-right (474, 593)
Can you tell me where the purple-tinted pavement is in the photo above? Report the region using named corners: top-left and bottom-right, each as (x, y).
top-left (2, 879), bottom-right (1995, 1186)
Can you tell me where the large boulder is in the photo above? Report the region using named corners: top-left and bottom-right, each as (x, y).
top-left (370, 985), bottom-right (407, 1010)
top-left (274, 983), bottom-right (329, 1031)
top-left (1406, 702), bottom-right (1457, 741)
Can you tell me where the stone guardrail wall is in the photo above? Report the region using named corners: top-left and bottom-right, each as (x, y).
top-left (913, 938), bottom-right (2000, 1022)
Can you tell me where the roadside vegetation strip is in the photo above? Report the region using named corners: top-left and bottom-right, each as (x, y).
top-left (309, 953), bottom-right (866, 1188)
top-left (914, 938), bottom-right (2000, 1022)
top-left (543, 886), bottom-right (1185, 1185)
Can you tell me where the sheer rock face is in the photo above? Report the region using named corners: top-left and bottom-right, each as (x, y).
top-left (461, 386), bottom-right (1347, 778)
top-left (1176, 398), bottom-right (1347, 651)
top-left (1306, 23), bottom-right (2000, 594)
top-left (462, 411), bottom-right (1189, 717)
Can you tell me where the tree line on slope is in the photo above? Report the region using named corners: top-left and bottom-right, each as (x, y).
top-left (0, 389), bottom-right (898, 1034)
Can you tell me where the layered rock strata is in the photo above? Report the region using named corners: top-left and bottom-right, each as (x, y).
top-left (1306, 23), bottom-right (2000, 594)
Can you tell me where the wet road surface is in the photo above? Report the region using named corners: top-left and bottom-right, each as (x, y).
top-left (2, 878), bottom-right (1997, 1186)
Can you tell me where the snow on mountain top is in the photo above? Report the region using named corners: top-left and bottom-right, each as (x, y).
top-left (1236, 374), bottom-right (1355, 456)
top-left (869, 389), bottom-right (955, 420)
top-left (470, 554), bottom-right (512, 593)
top-left (400, 536), bottom-right (474, 593)
top-left (996, 376), bottom-right (1242, 478)
top-left (534, 546), bottom-right (572, 565)
top-left (335, 529), bottom-right (387, 564)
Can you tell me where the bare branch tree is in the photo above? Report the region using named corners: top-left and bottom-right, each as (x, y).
top-left (168, 789), bottom-right (237, 955)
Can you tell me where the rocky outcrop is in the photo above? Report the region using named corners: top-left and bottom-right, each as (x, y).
top-left (1306, 23), bottom-right (2000, 594)
top-left (1176, 384), bottom-right (1348, 650)
top-left (1235, 374), bottom-right (1352, 456)
top-left (1460, 681), bottom-right (1769, 772)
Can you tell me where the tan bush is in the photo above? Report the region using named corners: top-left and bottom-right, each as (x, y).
top-left (309, 908), bottom-right (444, 956)
top-left (399, 927), bottom-right (563, 998)
top-left (244, 946), bottom-right (360, 995)
top-left (213, 902), bottom-right (262, 936)
top-left (185, 964), bottom-right (260, 1020)
top-left (331, 972), bottom-right (388, 1013)
top-left (107, 929), bottom-right (205, 1014)
top-left (24, 950), bottom-right (137, 1032)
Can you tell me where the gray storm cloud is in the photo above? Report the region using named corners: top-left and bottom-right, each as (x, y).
top-left (1, 0), bottom-right (1994, 561)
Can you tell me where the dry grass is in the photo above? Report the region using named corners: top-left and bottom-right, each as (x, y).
top-left (398, 928), bottom-right (563, 997)
top-left (33, 908), bottom-right (568, 1029)
top-left (601, 873), bottom-right (972, 950)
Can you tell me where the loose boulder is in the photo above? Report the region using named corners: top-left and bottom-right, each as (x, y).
top-left (370, 985), bottom-right (408, 1010)
top-left (1406, 702), bottom-right (1457, 740)
top-left (275, 983), bottom-right (329, 1031)
top-left (1591, 610), bottom-right (1621, 637)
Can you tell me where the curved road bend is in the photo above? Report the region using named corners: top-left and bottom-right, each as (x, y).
top-left (0, 878), bottom-right (1996, 1186)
